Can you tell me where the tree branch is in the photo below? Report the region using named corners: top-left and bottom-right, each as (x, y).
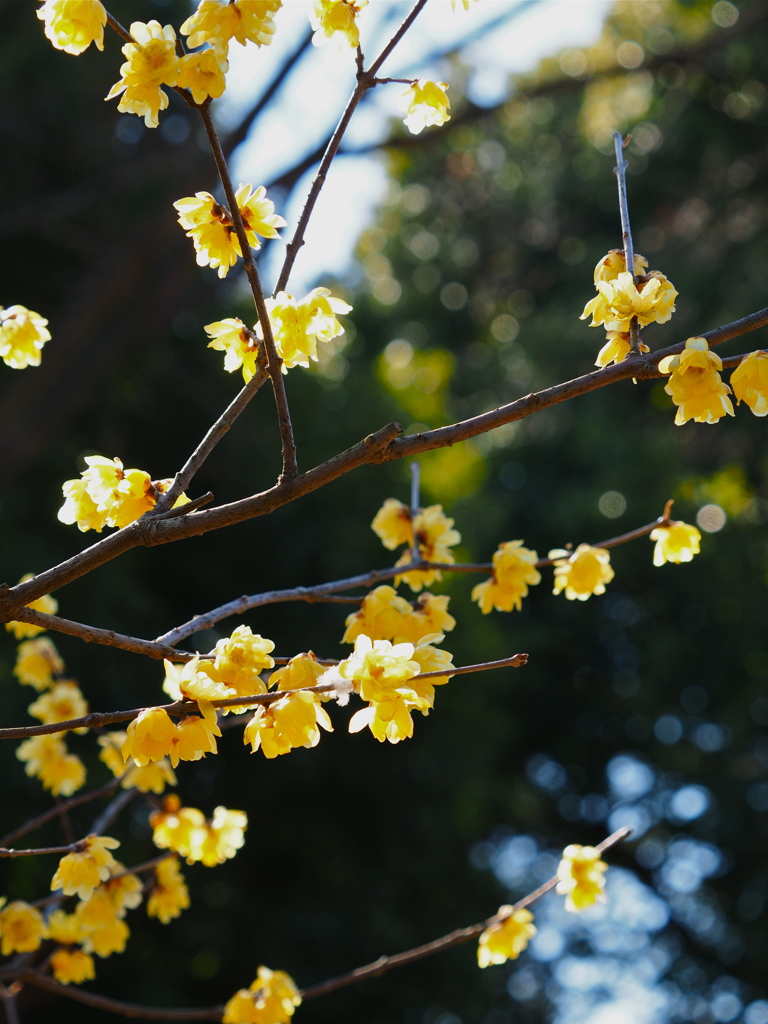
top-left (0, 779), bottom-right (120, 848)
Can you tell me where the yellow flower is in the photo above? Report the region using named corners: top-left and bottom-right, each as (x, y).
top-left (237, 183), bottom-right (287, 247)
top-left (150, 796), bottom-right (247, 866)
top-left (50, 835), bottom-right (121, 901)
top-left (310, 0), bottom-right (367, 49)
top-left (181, 0), bottom-right (281, 56)
top-left (370, 500), bottom-right (460, 593)
top-left (28, 681), bottom-right (88, 727)
top-left (196, 806), bottom-right (249, 866)
top-left (58, 455), bottom-right (157, 532)
top-left (556, 844), bottom-right (608, 912)
top-left (16, 734), bottom-right (86, 796)
top-left (342, 585), bottom-right (414, 644)
top-left (48, 909), bottom-right (87, 946)
top-left (594, 330), bottom-right (649, 368)
top-left (0, 901), bottom-right (48, 956)
top-left (0, 305), bottom-right (51, 369)
top-left (550, 544), bottom-right (614, 601)
top-left (472, 540), bottom-right (541, 614)
top-left (106, 21), bottom-right (181, 128)
top-left (50, 948), bottom-right (96, 985)
top-left (169, 714), bottom-right (220, 767)
top-left (147, 857), bottom-right (190, 924)
top-left (339, 635), bottom-right (421, 702)
top-left (731, 350), bottom-right (768, 416)
top-left (404, 593), bottom-right (456, 641)
top-left (100, 732), bottom-right (176, 792)
top-left (206, 318), bottom-right (262, 382)
top-left (401, 80), bottom-right (451, 135)
top-left (13, 637), bottom-right (64, 690)
top-left (660, 337), bottom-right (734, 426)
top-left (581, 270), bottom-right (677, 331)
top-left (104, 867), bottom-right (143, 917)
top-left (408, 635), bottom-right (455, 701)
top-left (37, 0), bottom-right (106, 54)
top-left (177, 49), bottom-right (229, 103)
top-left (477, 907), bottom-right (536, 967)
top-left (75, 888), bottom-right (130, 956)
top-left (269, 652), bottom-right (328, 694)
top-left (211, 626), bottom-right (275, 698)
top-left (122, 707), bottom-right (176, 766)
top-left (260, 288), bottom-right (352, 372)
top-left (244, 691), bottom-right (332, 758)
top-left (650, 520), bottom-right (701, 566)
top-left (57, 478), bottom-right (107, 533)
top-left (371, 498), bottom-right (414, 551)
top-left (163, 657), bottom-right (235, 710)
top-left (5, 572), bottom-right (58, 639)
top-left (223, 966), bottom-right (301, 1024)
top-left (591, 249), bottom-right (648, 285)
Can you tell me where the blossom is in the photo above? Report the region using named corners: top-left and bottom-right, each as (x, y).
top-left (104, 868), bottom-right (144, 917)
top-left (106, 22), bottom-right (181, 128)
top-left (556, 844), bottom-right (608, 912)
top-left (0, 305), bottom-right (51, 369)
top-left (650, 520), bottom-right (701, 566)
top-left (408, 635), bottom-right (455, 704)
top-left (244, 691), bottom-right (332, 758)
top-left (370, 499), bottom-right (461, 593)
top-left (78, 895), bottom-right (130, 957)
top-left (210, 626), bottom-right (275, 698)
top-left (0, 901), bottom-right (47, 956)
top-left (163, 656), bottom-right (235, 710)
top-left (98, 732), bottom-right (177, 793)
top-left (591, 249), bottom-right (648, 284)
top-left (310, 0), bottom-right (367, 49)
top-left (169, 714), bottom-right (220, 767)
top-left (371, 498), bottom-right (414, 550)
top-left (50, 835), bottom-right (121, 901)
top-left (58, 455), bottom-right (159, 532)
top-left (206, 318), bottom-right (262, 382)
top-left (5, 572), bottom-right (58, 639)
top-left (121, 707), bottom-right (176, 766)
top-left (181, 0), bottom-right (281, 56)
top-left (401, 80), bottom-right (451, 135)
top-left (550, 544), bottom-right (614, 601)
top-left (269, 652), bottom-right (328, 694)
top-left (731, 350), bottom-right (768, 416)
top-left (16, 734), bottom-right (86, 796)
top-left (581, 270), bottom-right (677, 331)
top-left (50, 948), bottom-right (96, 985)
top-left (28, 681), bottom-right (88, 727)
top-left (223, 966), bottom-right (301, 1024)
top-left (659, 337), bottom-right (734, 426)
top-left (472, 540), bottom-right (541, 614)
top-left (594, 330), bottom-right (649, 368)
top-left (477, 907), bottom-right (536, 967)
top-left (48, 909), bottom-right (87, 946)
top-left (37, 0), bottom-right (106, 54)
top-left (177, 49), bottom-right (228, 105)
top-left (147, 857), bottom-right (190, 924)
top-left (342, 585), bottom-right (415, 644)
top-left (150, 796), bottom-right (247, 866)
top-left (259, 288), bottom-right (352, 372)
top-left (196, 806), bottom-right (249, 866)
top-left (13, 637), bottom-right (64, 690)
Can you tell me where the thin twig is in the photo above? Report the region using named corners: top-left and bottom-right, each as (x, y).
top-left (91, 789), bottom-right (135, 836)
top-left (0, 841), bottom-right (84, 858)
top-left (299, 826), bottom-right (632, 1000)
top-left (0, 778), bottom-right (120, 848)
top-left (409, 461), bottom-right (421, 565)
top-left (0, 987), bottom-right (21, 1024)
top-left (612, 131), bottom-right (642, 355)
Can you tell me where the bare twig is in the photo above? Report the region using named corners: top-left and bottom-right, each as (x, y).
top-left (0, 841), bottom-right (84, 858)
top-left (91, 789), bottom-right (135, 836)
top-left (0, 778), bottom-right (120, 848)
top-left (612, 131), bottom-right (642, 357)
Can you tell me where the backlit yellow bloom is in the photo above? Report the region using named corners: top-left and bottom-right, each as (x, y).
top-left (342, 585), bottom-right (414, 644)
top-left (270, 652), bottom-right (328, 694)
top-left (396, 504), bottom-right (461, 591)
top-left (556, 844), bottom-right (608, 912)
top-left (58, 455), bottom-right (157, 532)
top-left (260, 288), bottom-right (352, 371)
top-left (660, 337), bottom-right (734, 425)
top-left (147, 856), bottom-right (190, 924)
top-left (150, 796), bottom-right (247, 866)
top-left (650, 520), bottom-right (701, 566)
top-left (122, 707), bottom-right (176, 766)
top-left (594, 330), bottom-right (648, 368)
top-left (477, 907), bottom-right (536, 967)
top-left (371, 498), bottom-right (414, 550)
top-left (0, 305), bottom-right (51, 369)
top-left (731, 350), bottom-right (768, 416)
top-left (403, 593), bottom-right (456, 641)
top-left (106, 22), bottom-right (181, 128)
top-left (244, 690), bottom-right (332, 758)
top-left (104, 868), bottom-right (143, 917)
top-left (223, 966), bottom-right (301, 1024)
top-left (0, 902), bottom-right (47, 956)
top-left (51, 835), bottom-right (121, 901)
top-left (5, 572), bottom-right (58, 639)
top-left (13, 637), bottom-right (64, 690)
top-left (339, 634), bottom-right (421, 702)
top-left (169, 714), bottom-right (220, 767)
top-left (29, 681), bottom-right (88, 727)
top-left (164, 656), bottom-right (235, 710)
top-left (407, 635), bottom-right (455, 705)
top-left (211, 626), bottom-right (275, 698)
top-left (48, 909), bottom-right (87, 946)
top-left (310, 0), bottom-right (367, 49)
top-left (551, 544), bottom-right (614, 601)
top-left (99, 731), bottom-right (176, 792)
top-left (37, 0), bottom-right (106, 54)
top-left (181, 0), bottom-right (281, 55)
top-left (75, 889), bottom-right (130, 956)
top-left (206, 318), bottom-right (262, 382)
top-left (591, 249), bottom-right (648, 285)
top-left (177, 49), bottom-right (228, 104)
top-left (50, 948), bottom-right (96, 985)
top-left (237, 183), bottom-right (287, 247)
top-left (472, 540), bottom-right (541, 614)
top-left (581, 270), bottom-right (677, 331)
top-left (196, 806), bottom-right (249, 866)
top-left (401, 80), bottom-right (451, 135)
top-left (16, 734), bottom-right (86, 796)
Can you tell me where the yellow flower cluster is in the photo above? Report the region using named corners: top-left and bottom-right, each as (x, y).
top-left (98, 732), bottom-right (177, 794)
top-left (244, 689), bottom-right (333, 758)
top-left (260, 288), bottom-right (353, 372)
top-left (342, 586), bottom-right (456, 644)
top-left (150, 795), bottom-right (247, 866)
top-left (477, 907), bottom-right (536, 967)
top-left (16, 734), bottom-right (86, 796)
top-left (659, 337), bottom-right (734, 426)
top-left (555, 844), bottom-right (608, 912)
top-left (371, 498), bottom-right (461, 592)
top-left (121, 706), bottom-right (220, 770)
top-left (14, 636), bottom-right (65, 689)
top-left (650, 520), bottom-right (701, 567)
top-left (310, 0), bottom-right (367, 49)
top-left (0, 900), bottom-right (48, 956)
top-left (29, 680), bottom-right (89, 732)
top-left (106, 22), bottom-right (181, 128)
top-left (147, 857), bottom-right (190, 924)
top-left (550, 544), bottom-right (614, 601)
top-left (51, 835), bottom-right (121, 901)
top-left (0, 304), bottom-right (51, 369)
top-left (50, 947), bottom-right (96, 985)
top-left (5, 572), bottom-right (58, 639)
top-left (181, 0), bottom-right (282, 57)
top-left (174, 186), bottom-right (285, 279)
top-left (36, 0), bottom-right (106, 55)
top-left (401, 81), bottom-right (451, 135)
top-left (223, 965), bottom-right (301, 1024)
top-left (472, 540), bottom-right (541, 614)
top-left (731, 350), bottom-right (768, 416)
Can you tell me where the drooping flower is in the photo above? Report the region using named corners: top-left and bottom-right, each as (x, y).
top-left (594, 330), bottom-right (649, 368)
top-left (556, 844), bottom-right (608, 912)
top-left (181, 0), bottom-right (281, 56)
top-left (150, 796), bottom-right (247, 866)
top-left (206, 318), bottom-right (262, 382)
top-left (209, 626), bottom-right (275, 699)
top-left (163, 655), bottom-right (236, 709)
top-left (730, 350), bottom-right (768, 416)
top-left (477, 907), bottom-right (536, 967)
top-left (223, 966), bottom-right (301, 1024)
top-left (177, 49), bottom-right (228, 105)
top-left (58, 455), bottom-right (162, 532)
top-left (5, 573), bottom-right (58, 639)
top-left (50, 947), bottom-right (96, 985)
top-left (371, 498), bottom-right (414, 551)
top-left (259, 288), bottom-right (352, 372)
top-left (342, 585), bottom-right (415, 644)
top-left (98, 731), bottom-right (177, 792)
top-left (472, 540), bottom-right (541, 614)
top-left (371, 498), bottom-right (462, 593)
top-left (269, 652), bottom-right (328, 695)
top-left (408, 635), bottom-right (455, 704)
top-left (649, 520), bottom-right (701, 566)
top-left (121, 707), bottom-right (176, 766)
top-left (16, 734), bottom-right (86, 796)
top-left (196, 806), bottom-right (249, 866)
top-left (581, 270), bottom-right (677, 331)
top-left (147, 856), bottom-right (190, 924)
top-left (169, 714), bottom-right (220, 767)
top-left (104, 867), bottom-right (144, 917)
top-left (310, 0), bottom-right (367, 49)
top-left (50, 835), bottom-right (121, 901)
top-left (401, 80), bottom-right (451, 135)
top-left (659, 337), bottom-right (734, 425)
top-left (28, 681), bottom-right (88, 727)
top-left (47, 908), bottom-right (87, 946)
top-left (106, 22), bottom-right (181, 128)
top-left (243, 690), bottom-right (332, 758)
top-left (0, 901), bottom-right (48, 956)
top-left (0, 305), bottom-right (51, 369)
top-left (37, 0), bottom-right (107, 54)
top-left (591, 249), bottom-right (648, 284)
top-left (550, 544), bottom-right (614, 601)
top-left (13, 637), bottom-right (65, 690)
top-left (77, 894), bottom-right (130, 958)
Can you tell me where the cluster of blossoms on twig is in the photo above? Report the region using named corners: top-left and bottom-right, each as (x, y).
top-left (660, 338), bottom-right (768, 425)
